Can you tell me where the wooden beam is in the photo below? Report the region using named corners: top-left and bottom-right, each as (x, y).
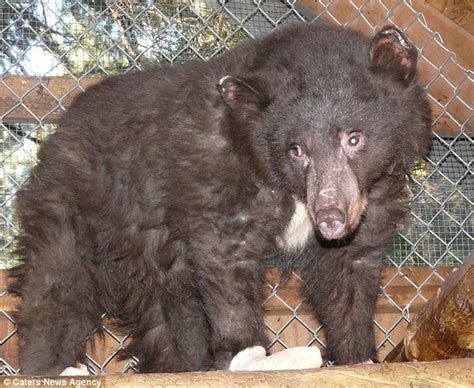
top-left (420, 0), bottom-right (474, 60)
top-left (0, 70), bottom-right (471, 135)
top-left (426, 0), bottom-right (474, 35)
top-left (385, 252), bottom-right (474, 362)
top-left (0, 359), bottom-right (472, 387)
top-left (0, 75), bottom-right (102, 123)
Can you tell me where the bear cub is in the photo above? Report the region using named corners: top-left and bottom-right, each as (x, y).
top-left (11, 23), bottom-right (431, 374)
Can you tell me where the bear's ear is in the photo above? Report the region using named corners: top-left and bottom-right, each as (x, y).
top-left (217, 76), bottom-right (269, 111)
top-left (369, 26), bottom-right (418, 85)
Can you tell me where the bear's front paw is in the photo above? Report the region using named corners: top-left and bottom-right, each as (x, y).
top-left (229, 346), bottom-right (322, 371)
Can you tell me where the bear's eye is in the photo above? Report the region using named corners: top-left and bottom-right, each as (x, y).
top-left (348, 135), bottom-right (360, 146)
top-left (344, 132), bottom-right (364, 151)
top-left (289, 144), bottom-right (303, 159)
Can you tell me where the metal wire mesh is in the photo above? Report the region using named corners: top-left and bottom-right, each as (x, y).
top-left (0, 0), bottom-right (472, 375)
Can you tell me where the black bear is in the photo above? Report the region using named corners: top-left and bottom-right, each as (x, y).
top-left (11, 23), bottom-right (431, 375)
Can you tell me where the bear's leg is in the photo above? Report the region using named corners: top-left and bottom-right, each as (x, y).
top-left (15, 227), bottom-right (101, 375)
top-left (194, 256), bottom-right (268, 370)
top-left (302, 249), bottom-right (382, 364)
top-left (127, 293), bottom-right (212, 373)
top-left (126, 243), bottom-right (212, 373)
top-left (128, 298), bottom-right (212, 373)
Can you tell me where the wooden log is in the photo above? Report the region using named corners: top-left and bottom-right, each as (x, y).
top-left (385, 252), bottom-right (474, 362)
top-left (0, 359), bottom-right (472, 387)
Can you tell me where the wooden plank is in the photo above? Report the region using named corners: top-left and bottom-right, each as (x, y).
top-left (0, 75), bottom-right (102, 123)
top-left (426, 0), bottom-right (474, 35)
top-left (0, 359), bottom-right (472, 386)
top-left (0, 69), bottom-right (471, 135)
top-left (411, 0), bottom-right (473, 68)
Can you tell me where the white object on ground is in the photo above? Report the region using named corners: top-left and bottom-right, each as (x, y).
top-left (229, 346), bottom-right (322, 371)
top-left (60, 363), bottom-right (90, 376)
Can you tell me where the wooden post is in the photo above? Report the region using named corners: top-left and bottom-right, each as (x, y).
top-left (385, 252), bottom-right (474, 362)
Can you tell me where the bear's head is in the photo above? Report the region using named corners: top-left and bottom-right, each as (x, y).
top-left (218, 26), bottom-right (432, 241)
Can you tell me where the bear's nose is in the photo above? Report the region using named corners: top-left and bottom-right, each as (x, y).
top-left (316, 208), bottom-right (346, 240)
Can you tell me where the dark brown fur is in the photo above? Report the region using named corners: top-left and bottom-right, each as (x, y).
top-left (11, 24), bottom-right (431, 374)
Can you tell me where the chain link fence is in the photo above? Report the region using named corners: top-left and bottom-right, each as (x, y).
top-left (0, 0), bottom-right (472, 375)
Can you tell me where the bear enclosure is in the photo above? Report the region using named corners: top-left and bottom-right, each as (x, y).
top-left (0, 0), bottom-right (472, 379)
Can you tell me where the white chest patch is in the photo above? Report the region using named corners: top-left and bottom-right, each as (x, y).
top-left (278, 200), bottom-right (314, 251)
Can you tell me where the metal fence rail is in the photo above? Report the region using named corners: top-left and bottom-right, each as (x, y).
top-left (0, 0), bottom-right (472, 375)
